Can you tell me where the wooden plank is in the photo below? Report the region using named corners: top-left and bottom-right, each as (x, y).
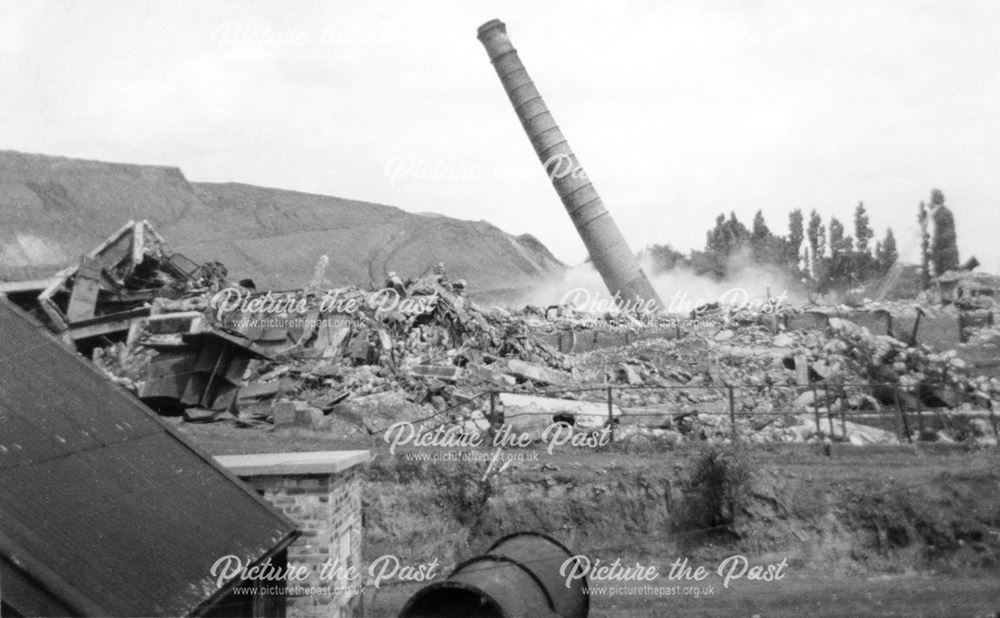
top-left (66, 258), bottom-right (104, 323)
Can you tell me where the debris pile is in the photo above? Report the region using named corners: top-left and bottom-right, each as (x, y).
top-left (17, 221), bottom-right (224, 345)
top-left (785, 317), bottom-right (998, 409)
top-left (563, 314), bottom-right (1000, 446)
top-left (7, 220), bottom-right (999, 446)
top-left (87, 253), bottom-right (585, 428)
top-left (228, 270), bottom-right (575, 402)
top-left (935, 269), bottom-right (1000, 309)
top-left (92, 309), bottom-right (268, 419)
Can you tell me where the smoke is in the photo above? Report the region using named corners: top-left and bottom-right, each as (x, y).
top-left (515, 248), bottom-right (808, 315)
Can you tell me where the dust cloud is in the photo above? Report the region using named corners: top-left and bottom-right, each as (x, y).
top-left (516, 252), bottom-right (808, 315)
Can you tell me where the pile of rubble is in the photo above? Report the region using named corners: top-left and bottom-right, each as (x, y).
top-left (73, 243), bottom-right (588, 428)
top-left (549, 312), bottom-right (1000, 447)
top-left (223, 269), bottom-right (586, 427)
top-left (775, 315), bottom-right (1000, 425)
top-left (7, 220), bottom-right (999, 446)
top-left (2, 220), bottom-right (226, 343)
top-left (1, 220), bottom-right (576, 427)
top-left (89, 260), bottom-right (1000, 445)
top-left (966, 323), bottom-right (1000, 346)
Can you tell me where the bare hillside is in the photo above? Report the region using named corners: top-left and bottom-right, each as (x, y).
top-left (0, 150), bottom-right (563, 297)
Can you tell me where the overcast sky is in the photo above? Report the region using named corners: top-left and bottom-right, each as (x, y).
top-left (3, 1), bottom-right (998, 271)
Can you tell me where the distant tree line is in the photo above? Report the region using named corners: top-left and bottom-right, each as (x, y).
top-left (642, 188), bottom-right (960, 294)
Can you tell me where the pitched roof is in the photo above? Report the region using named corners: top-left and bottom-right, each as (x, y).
top-left (0, 298), bottom-right (298, 616)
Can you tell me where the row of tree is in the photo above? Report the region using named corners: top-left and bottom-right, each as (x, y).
top-left (705, 202), bottom-right (899, 292)
top-left (642, 189), bottom-right (960, 294)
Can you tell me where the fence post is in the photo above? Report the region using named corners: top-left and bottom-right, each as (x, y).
top-left (987, 401), bottom-right (1000, 444)
top-left (823, 383), bottom-right (835, 437)
top-left (893, 390), bottom-right (913, 444)
top-left (811, 383), bottom-right (821, 435)
top-left (839, 385), bottom-right (848, 440)
top-left (606, 385), bottom-right (614, 442)
top-left (914, 389), bottom-right (925, 439)
top-left (728, 385), bottom-right (737, 442)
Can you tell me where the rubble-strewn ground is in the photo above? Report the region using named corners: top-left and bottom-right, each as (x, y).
top-left (19, 216), bottom-right (1000, 616)
top-left (44, 220), bottom-right (992, 448)
top-left (164, 271), bottom-right (1000, 616)
top-left (149, 289), bottom-right (1000, 448)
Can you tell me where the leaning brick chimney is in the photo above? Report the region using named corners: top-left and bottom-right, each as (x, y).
top-left (477, 19), bottom-right (662, 309)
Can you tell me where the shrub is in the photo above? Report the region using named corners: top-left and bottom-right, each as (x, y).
top-left (684, 442), bottom-right (754, 533)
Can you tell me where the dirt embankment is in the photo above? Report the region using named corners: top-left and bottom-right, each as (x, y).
top-left (364, 452), bottom-right (677, 567)
top-left (362, 443), bottom-right (1000, 614)
top-left (366, 445), bottom-right (1000, 568)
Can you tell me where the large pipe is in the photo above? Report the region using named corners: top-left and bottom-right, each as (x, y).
top-left (485, 532), bottom-right (588, 618)
top-left (477, 19), bottom-right (662, 310)
top-left (399, 531), bottom-right (587, 618)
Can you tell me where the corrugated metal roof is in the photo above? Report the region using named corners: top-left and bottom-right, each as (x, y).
top-left (0, 299), bottom-right (298, 616)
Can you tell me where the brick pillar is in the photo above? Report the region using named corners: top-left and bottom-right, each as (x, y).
top-left (215, 451), bottom-right (368, 618)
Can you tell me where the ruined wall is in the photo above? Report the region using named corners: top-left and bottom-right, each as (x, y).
top-left (539, 326), bottom-right (682, 353)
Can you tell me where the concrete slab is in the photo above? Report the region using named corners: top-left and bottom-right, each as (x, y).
top-left (215, 450), bottom-right (370, 476)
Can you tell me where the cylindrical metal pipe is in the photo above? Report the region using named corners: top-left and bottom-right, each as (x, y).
top-left (477, 19), bottom-right (662, 310)
top-left (398, 531), bottom-right (587, 618)
top-left (486, 532), bottom-right (589, 618)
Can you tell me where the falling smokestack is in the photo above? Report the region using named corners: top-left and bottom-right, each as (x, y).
top-left (477, 19), bottom-right (662, 310)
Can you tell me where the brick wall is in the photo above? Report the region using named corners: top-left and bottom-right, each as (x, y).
top-left (242, 466), bottom-right (363, 618)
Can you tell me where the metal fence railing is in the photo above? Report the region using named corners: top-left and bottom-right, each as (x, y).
top-left (407, 381), bottom-right (1000, 446)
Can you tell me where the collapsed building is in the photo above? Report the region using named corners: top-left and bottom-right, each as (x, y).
top-left (936, 269), bottom-right (1000, 312)
top-left (0, 220), bottom-right (225, 351)
top-left (2, 217), bottom-right (999, 448)
top-left (1, 220), bottom-right (264, 419)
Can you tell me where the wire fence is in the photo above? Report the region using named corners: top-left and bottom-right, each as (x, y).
top-left (395, 380), bottom-right (1000, 447)
top-left (362, 383), bottom-right (1000, 611)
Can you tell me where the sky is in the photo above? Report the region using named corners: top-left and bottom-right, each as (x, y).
top-left (3, 0), bottom-right (998, 271)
